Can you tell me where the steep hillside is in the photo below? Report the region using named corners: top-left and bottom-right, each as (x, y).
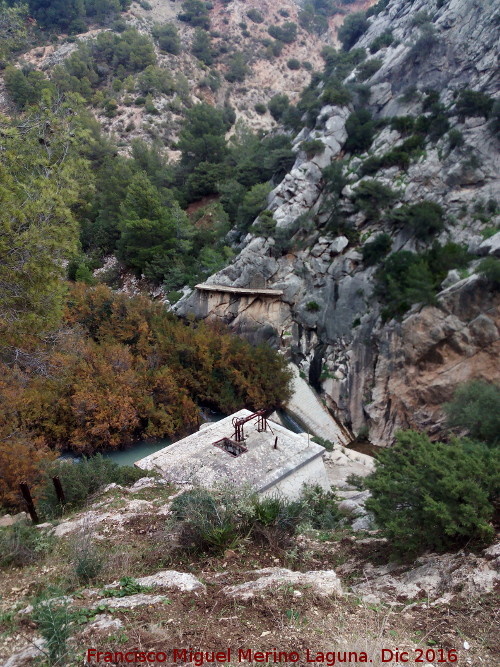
top-left (1, 0), bottom-right (377, 144)
top-left (1, 478), bottom-right (499, 666)
top-left (177, 0), bottom-right (500, 445)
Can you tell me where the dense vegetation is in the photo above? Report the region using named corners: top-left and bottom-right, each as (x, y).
top-left (375, 243), bottom-right (470, 320)
top-left (6, 0), bottom-right (130, 33)
top-left (365, 430), bottom-right (499, 557)
top-left (0, 284), bottom-right (292, 509)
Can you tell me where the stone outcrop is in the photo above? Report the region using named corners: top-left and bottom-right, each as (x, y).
top-left (350, 540), bottom-right (500, 604)
top-left (176, 0), bottom-right (500, 446)
top-left (223, 567), bottom-right (343, 599)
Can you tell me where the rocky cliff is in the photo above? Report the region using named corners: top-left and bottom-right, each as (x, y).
top-left (177, 0), bottom-right (500, 445)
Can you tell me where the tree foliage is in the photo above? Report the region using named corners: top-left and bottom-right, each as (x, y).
top-left (268, 22), bottom-right (297, 44)
top-left (444, 381), bottom-right (500, 447)
top-left (18, 0), bottom-right (130, 32)
top-left (337, 12), bottom-right (368, 50)
top-left (0, 284), bottom-right (293, 508)
top-left (344, 109), bottom-right (375, 154)
top-left (0, 2), bottom-right (29, 62)
top-left (389, 201), bottom-right (445, 240)
top-left (152, 22), bottom-right (181, 54)
top-left (178, 0), bottom-right (210, 29)
top-left (365, 431), bottom-right (499, 557)
top-left (0, 98), bottom-right (91, 343)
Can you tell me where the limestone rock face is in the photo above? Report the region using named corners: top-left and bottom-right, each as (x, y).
top-left (176, 0), bottom-right (500, 445)
top-left (478, 231), bottom-right (500, 257)
top-left (351, 540), bottom-right (500, 604)
top-left (223, 568), bottom-right (342, 599)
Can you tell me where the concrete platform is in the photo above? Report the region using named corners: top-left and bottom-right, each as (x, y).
top-left (135, 410), bottom-right (330, 498)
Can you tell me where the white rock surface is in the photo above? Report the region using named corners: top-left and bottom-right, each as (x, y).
top-left (85, 615), bottom-right (124, 632)
top-left (90, 594), bottom-right (169, 609)
top-left (124, 570), bottom-right (205, 592)
top-left (3, 639), bottom-right (45, 667)
top-left (478, 231), bottom-right (500, 257)
top-left (352, 542), bottom-right (500, 603)
top-left (223, 568), bottom-right (342, 599)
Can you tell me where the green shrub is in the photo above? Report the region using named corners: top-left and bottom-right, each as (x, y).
top-left (338, 12), bottom-right (368, 51)
top-left (33, 595), bottom-right (72, 666)
top-left (300, 138), bottom-right (325, 158)
top-left (169, 484), bottom-right (338, 553)
top-left (411, 10), bottom-right (432, 26)
top-left (170, 487), bottom-right (247, 553)
top-left (408, 24), bottom-right (438, 60)
top-left (254, 103), bottom-right (267, 115)
top-left (0, 522), bottom-right (54, 568)
top-left (287, 58), bottom-right (301, 70)
top-left (70, 524), bottom-right (104, 584)
top-left (321, 85), bottom-right (352, 107)
top-left (252, 495), bottom-right (304, 532)
top-left (444, 381), bottom-right (500, 447)
top-left (478, 256), bottom-right (500, 286)
top-left (356, 58), bottom-right (382, 82)
top-left (38, 455), bottom-right (145, 519)
top-left (424, 241), bottom-right (470, 280)
top-left (299, 485), bottom-right (340, 530)
top-left (390, 116), bottom-right (415, 134)
top-left (447, 128), bottom-right (464, 150)
top-left (306, 301), bottom-right (320, 312)
top-left (369, 30), bottom-right (393, 53)
top-left (268, 22), bottom-right (297, 44)
top-left (344, 109), bottom-right (375, 154)
top-left (102, 576), bottom-right (152, 598)
top-left (375, 242), bottom-right (470, 319)
top-left (247, 8), bottom-right (264, 23)
top-left (178, 0), bottom-right (210, 29)
top-left (489, 100), bottom-right (500, 135)
top-left (359, 156), bottom-right (382, 177)
top-left (152, 22), bottom-right (181, 54)
top-left (191, 27), bottom-right (213, 65)
top-left (389, 201), bottom-right (445, 240)
top-left (456, 90), bottom-right (494, 120)
top-left (352, 179), bottom-right (398, 220)
top-left (375, 251), bottom-right (437, 319)
top-left (224, 52), bottom-right (250, 82)
top-left (366, 0), bottom-right (390, 17)
top-left (362, 233), bottom-right (392, 266)
top-left (268, 93), bottom-right (290, 121)
top-left (311, 436), bottom-right (334, 451)
top-left (345, 473), bottom-right (365, 490)
top-left (236, 182), bottom-right (273, 232)
top-left (365, 431), bottom-right (499, 557)
top-left (251, 211), bottom-right (276, 237)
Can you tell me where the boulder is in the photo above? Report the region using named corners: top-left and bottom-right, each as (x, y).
top-left (90, 594), bottom-right (169, 610)
top-left (3, 640), bottom-right (45, 667)
top-left (477, 231), bottom-right (500, 257)
top-left (223, 568), bottom-right (342, 599)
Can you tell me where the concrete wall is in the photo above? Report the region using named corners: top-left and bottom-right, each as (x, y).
top-left (261, 455), bottom-right (330, 500)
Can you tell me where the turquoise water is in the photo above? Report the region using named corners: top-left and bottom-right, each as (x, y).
top-left (103, 409), bottom-right (225, 467)
top-left (62, 409), bottom-right (344, 468)
top-left (103, 438), bottom-right (172, 467)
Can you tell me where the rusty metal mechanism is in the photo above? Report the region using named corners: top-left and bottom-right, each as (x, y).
top-left (231, 410), bottom-right (274, 442)
top-left (212, 437), bottom-right (248, 457)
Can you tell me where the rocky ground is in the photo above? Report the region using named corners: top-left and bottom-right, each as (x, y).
top-left (1, 0), bottom-right (375, 143)
top-left (176, 0), bottom-right (500, 446)
top-left (1, 477), bottom-right (498, 666)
